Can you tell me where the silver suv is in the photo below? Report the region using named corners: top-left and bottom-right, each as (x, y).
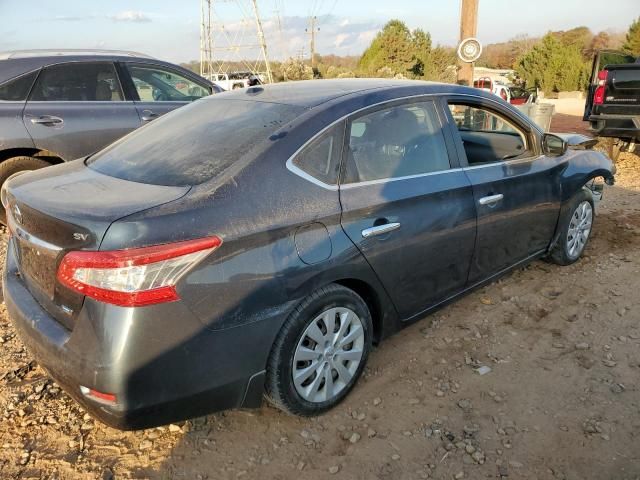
top-left (0, 49), bottom-right (221, 222)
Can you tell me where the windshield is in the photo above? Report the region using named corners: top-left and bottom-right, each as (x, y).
top-left (88, 98), bottom-right (305, 186)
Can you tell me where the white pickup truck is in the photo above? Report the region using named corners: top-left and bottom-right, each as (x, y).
top-left (210, 72), bottom-right (263, 91)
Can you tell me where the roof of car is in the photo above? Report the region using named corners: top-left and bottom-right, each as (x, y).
top-left (214, 78), bottom-right (489, 108)
top-left (0, 50), bottom-right (203, 86)
top-left (0, 49), bottom-right (154, 60)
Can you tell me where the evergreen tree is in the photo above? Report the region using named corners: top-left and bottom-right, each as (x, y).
top-left (515, 33), bottom-right (589, 94)
top-left (358, 20), bottom-right (415, 76)
top-left (623, 17), bottom-right (640, 56)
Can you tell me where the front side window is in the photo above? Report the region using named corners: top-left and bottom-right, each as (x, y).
top-left (0, 71), bottom-right (38, 101)
top-left (343, 101), bottom-right (450, 184)
top-left (448, 103), bottom-right (529, 164)
top-left (127, 64), bottom-right (210, 102)
top-left (292, 124), bottom-right (343, 186)
top-left (30, 63), bottom-right (123, 101)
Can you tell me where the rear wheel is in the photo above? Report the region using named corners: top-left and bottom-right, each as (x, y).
top-left (548, 189), bottom-right (594, 265)
top-left (265, 284), bottom-right (373, 416)
top-left (0, 156), bottom-right (51, 224)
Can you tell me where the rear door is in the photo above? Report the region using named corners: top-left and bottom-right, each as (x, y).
top-left (121, 62), bottom-right (212, 124)
top-left (445, 97), bottom-right (562, 284)
top-left (339, 98), bottom-right (476, 319)
top-left (23, 61), bottom-right (140, 160)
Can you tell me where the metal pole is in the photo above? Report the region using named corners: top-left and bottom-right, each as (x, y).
top-left (457, 0), bottom-right (479, 86)
top-left (251, 0), bottom-right (273, 83)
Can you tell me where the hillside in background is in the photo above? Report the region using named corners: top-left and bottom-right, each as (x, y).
top-left (183, 20), bottom-right (639, 95)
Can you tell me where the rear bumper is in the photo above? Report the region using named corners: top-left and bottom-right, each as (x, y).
top-left (2, 244), bottom-right (272, 430)
top-left (588, 114), bottom-right (640, 141)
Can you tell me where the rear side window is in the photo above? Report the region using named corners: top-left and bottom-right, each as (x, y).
top-left (88, 99), bottom-right (304, 186)
top-left (30, 62), bottom-right (123, 101)
top-left (292, 124), bottom-right (343, 186)
top-left (344, 101), bottom-right (450, 184)
top-left (0, 71), bottom-right (38, 101)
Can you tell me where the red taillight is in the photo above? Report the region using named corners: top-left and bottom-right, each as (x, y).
top-left (57, 236), bottom-right (222, 307)
top-left (80, 386), bottom-right (117, 405)
top-left (593, 69), bottom-right (608, 105)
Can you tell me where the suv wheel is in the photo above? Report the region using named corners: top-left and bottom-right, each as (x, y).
top-left (0, 156), bottom-right (50, 224)
top-left (266, 284), bottom-right (373, 416)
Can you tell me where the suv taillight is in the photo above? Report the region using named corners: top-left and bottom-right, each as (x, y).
top-left (57, 236), bottom-right (222, 307)
top-left (593, 69), bottom-right (608, 105)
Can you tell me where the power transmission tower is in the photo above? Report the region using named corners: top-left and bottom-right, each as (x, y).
top-left (305, 15), bottom-right (319, 69)
top-left (199, 0), bottom-right (273, 83)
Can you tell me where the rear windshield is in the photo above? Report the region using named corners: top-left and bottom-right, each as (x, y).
top-left (88, 98), bottom-right (305, 186)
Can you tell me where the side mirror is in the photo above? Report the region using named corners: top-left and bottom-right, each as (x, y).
top-left (542, 133), bottom-right (568, 157)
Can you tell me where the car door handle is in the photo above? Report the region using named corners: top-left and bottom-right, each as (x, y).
top-left (29, 115), bottom-right (63, 126)
top-left (478, 194), bottom-right (504, 206)
top-left (361, 222), bottom-right (401, 238)
top-left (141, 110), bottom-right (159, 122)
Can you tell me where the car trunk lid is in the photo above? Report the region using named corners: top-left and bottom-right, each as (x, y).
top-left (4, 160), bottom-right (189, 329)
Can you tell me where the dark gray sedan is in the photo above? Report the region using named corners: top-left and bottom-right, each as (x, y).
top-left (2, 79), bottom-right (614, 429)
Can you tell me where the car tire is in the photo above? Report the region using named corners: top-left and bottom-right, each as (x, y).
top-left (0, 156), bottom-right (50, 225)
top-left (548, 188), bottom-right (594, 266)
top-left (265, 284), bottom-right (373, 416)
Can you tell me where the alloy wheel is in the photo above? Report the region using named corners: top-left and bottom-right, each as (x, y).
top-left (566, 200), bottom-right (593, 259)
top-left (292, 307), bottom-right (365, 403)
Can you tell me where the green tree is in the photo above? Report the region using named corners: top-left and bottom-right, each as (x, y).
top-left (515, 33), bottom-right (589, 94)
top-left (358, 20), bottom-right (455, 82)
top-left (623, 17), bottom-right (640, 56)
top-left (409, 28), bottom-right (432, 77)
top-left (422, 47), bottom-right (457, 83)
top-left (358, 20), bottom-right (416, 76)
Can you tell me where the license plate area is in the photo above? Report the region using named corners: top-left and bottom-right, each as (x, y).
top-left (14, 226), bottom-right (61, 299)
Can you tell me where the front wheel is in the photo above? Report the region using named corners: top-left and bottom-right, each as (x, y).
top-left (548, 189), bottom-right (594, 265)
top-left (265, 284), bottom-right (373, 416)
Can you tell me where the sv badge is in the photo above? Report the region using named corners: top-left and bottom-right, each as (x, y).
top-left (73, 233), bottom-right (90, 241)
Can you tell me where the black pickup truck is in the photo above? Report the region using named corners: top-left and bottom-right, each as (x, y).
top-left (584, 50), bottom-right (640, 159)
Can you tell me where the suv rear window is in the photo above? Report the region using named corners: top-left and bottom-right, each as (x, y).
top-left (0, 71), bottom-right (38, 101)
top-left (88, 98), bottom-right (304, 186)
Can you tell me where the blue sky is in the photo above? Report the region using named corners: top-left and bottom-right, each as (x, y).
top-left (1, 0), bottom-right (638, 63)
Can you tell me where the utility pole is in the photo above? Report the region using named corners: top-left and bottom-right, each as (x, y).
top-left (457, 0), bottom-right (479, 86)
top-left (306, 15), bottom-right (319, 69)
top-left (251, 0), bottom-right (273, 83)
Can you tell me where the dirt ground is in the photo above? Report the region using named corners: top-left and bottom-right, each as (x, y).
top-left (1, 132), bottom-right (639, 479)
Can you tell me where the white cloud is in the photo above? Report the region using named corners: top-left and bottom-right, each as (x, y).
top-left (334, 33), bottom-right (351, 48)
top-left (109, 11), bottom-right (152, 23)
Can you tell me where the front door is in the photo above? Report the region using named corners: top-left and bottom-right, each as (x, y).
top-left (23, 62), bottom-right (140, 160)
top-left (122, 63), bottom-right (211, 124)
top-left (445, 99), bottom-right (563, 284)
top-left (339, 99), bottom-right (476, 320)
